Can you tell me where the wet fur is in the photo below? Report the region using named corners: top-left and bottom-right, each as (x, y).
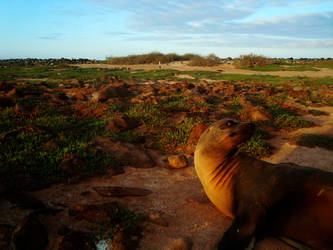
top-left (194, 119), bottom-right (333, 250)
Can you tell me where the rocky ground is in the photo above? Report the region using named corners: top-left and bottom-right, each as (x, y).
top-left (0, 65), bottom-right (333, 249)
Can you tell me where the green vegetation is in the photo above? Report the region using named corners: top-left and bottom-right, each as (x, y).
top-left (90, 204), bottom-right (146, 242)
top-left (159, 117), bottom-right (202, 152)
top-left (0, 105), bottom-right (120, 187)
top-left (296, 134), bottom-right (333, 150)
top-left (308, 109), bottom-right (330, 116)
top-left (1, 64), bottom-right (333, 187)
top-left (1, 66), bottom-right (333, 86)
top-left (265, 103), bottom-right (314, 129)
top-left (240, 64), bottom-right (319, 72)
top-left (239, 129), bottom-right (273, 157)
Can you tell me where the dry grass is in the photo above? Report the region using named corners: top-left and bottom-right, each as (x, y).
top-left (236, 53), bottom-right (270, 67)
top-left (188, 54), bottom-right (221, 66)
top-left (106, 52), bottom-right (198, 65)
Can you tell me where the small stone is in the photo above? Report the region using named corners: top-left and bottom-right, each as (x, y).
top-left (92, 186), bottom-right (152, 197)
top-left (148, 212), bottom-right (169, 227)
top-left (112, 232), bottom-right (126, 250)
top-left (106, 115), bottom-right (141, 132)
top-left (42, 141), bottom-right (58, 151)
top-left (0, 224), bottom-right (12, 249)
top-left (58, 231), bottom-right (96, 250)
top-left (187, 123), bottom-right (208, 145)
top-left (0, 96), bottom-right (15, 107)
top-left (163, 237), bottom-right (193, 250)
top-left (91, 83), bottom-right (130, 102)
top-left (168, 154), bottom-right (188, 169)
top-left (59, 155), bottom-right (83, 176)
top-left (13, 214), bottom-right (48, 250)
top-left (5, 192), bottom-right (47, 210)
top-left (69, 202), bottom-right (121, 223)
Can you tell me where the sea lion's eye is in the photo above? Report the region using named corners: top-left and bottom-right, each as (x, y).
top-left (226, 120), bottom-right (234, 127)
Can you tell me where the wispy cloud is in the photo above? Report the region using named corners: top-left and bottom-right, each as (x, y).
top-left (37, 33), bottom-right (63, 40)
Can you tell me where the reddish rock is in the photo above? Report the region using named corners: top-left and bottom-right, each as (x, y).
top-left (58, 231), bottom-right (96, 250)
top-left (106, 115), bottom-right (141, 132)
top-left (90, 137), bottom-right (155, 168)
top-left (91, 83), bottom-right (130, 102)
top-left (0, 96), bottom-right (15, 107)
top-left (92, 186), bottom-right (152, 197)
top-left (168, 154), bottom-right (188, 169)
top-left (42, 141), bottom-right (58, 151)
top-left (163, 237), bottom-right (193, 250)
top-left (0, 80), bottom-right (14, 91)
top-left (69, 202), bottom-right (120, 223)
top-left (239, 97), bottom-right (271, 122)
top-left (59, 155), bottom-right (83, 176)
top-left (13, 214), bottom-right (48, 250)
top-left (167, 112), bottom-right (187, 125)
top-left (187, 123), bottom-right (208, 145)
top-left (0, 224), bottom-right (12, 249)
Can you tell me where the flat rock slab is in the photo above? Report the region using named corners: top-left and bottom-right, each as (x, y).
top-left (92, 186), bottom-right (152, 197)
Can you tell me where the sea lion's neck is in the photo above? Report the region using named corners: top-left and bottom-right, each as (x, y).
top-left (208, 151), bottom-right (243, 185)
top-left (195, 148), bottom-right (245, 188)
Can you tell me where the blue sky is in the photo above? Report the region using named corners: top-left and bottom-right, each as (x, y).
top-left (1, 0), bottom-right (332, 59)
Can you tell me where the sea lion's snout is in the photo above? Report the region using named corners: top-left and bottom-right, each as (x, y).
top-left (226, 121), bottom-right (255, 145)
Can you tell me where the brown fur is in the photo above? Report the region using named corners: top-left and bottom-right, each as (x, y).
top-left (194, 119), bottom-right (333, 250)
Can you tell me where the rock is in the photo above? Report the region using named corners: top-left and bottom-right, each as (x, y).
top-left (13, 214), bottom-right (48, 250)
top-left (106, 115), bottom-right (141, 132)
top-left (0, 96), bottom-right (15, 107)
top-left (168, 154), bottom-right (188, 169)
top-left (239, 97), bottom-right (272, 122)
top-left (148, 211), bottom-right (169, 227)
top-left (183, 145), bottom-right (196, 155)
top-left (57, 226), bottom-right (71, 236)
top-left (42, 141), bottom-right (58, 151)
top-left (0, 80), bottom-right (14, 91)
top-left (191, 96), bottom-right (207, 103)
top-left (69, 202), bottom-right (121, 223)
top-left (0, 224), bottom-right (12, 249)
top-left (63, 88), bottom-right (88, 101)
top-left (91, 83), bottom-right (130, 102)
top-left (90, 137), bottom-right (155, 168)
top-left (13, 85), bottom-right (44, 97)
top-left (187, 123), bottom-right (208, 145)
top-left (58, 231), bottom-right (96, 250)
top-left (92, 186), bottom-right (152, 197)
top-left (167, 112), bottom-right (187, 125)
top-left (112, 232), bottom-right (126, 250)
top-left (10, 176), bottom-right (50, 192)
top-left (59, 155), bottom-right (83, 176)
top-left (163, 237), bottom-right (193, 250)
top-left (5, 192), bottom-right (47, 211)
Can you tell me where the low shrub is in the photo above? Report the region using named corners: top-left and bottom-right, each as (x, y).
top-left (188, 54), bottom-right (221, 66)
top-left (237, 53), bottom-right (269, 67)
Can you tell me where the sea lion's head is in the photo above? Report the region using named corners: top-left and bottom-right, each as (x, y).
top-left (195, 119), bottom-right (255, 160)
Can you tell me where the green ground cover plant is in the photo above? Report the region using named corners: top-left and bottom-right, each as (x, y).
top-left (240, 64), bottom-right (319, 72)
top-left (0, 105), bottom-right (120, 187)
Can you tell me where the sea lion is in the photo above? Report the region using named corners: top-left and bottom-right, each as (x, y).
top-left (194, 119), bottom-right (333, 250)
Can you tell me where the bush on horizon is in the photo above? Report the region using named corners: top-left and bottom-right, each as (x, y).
top-left (236, 53), bottom-right (270, 67)
top-left (188, 53), bottom-right (221, 66)
top-left (105, 52), bottom-right (199, 65)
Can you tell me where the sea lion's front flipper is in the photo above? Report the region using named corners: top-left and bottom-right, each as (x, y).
top-left (217, 219), bottom-right (257, 250)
